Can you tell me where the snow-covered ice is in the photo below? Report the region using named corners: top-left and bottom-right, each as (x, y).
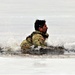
top-left (0, 56), bottom-right (75, 75)
top-left (0, 0), bottom-right (75, 75)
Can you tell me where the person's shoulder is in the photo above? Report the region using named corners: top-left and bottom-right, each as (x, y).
top-left (33, 33), bottom-right (43, 38)
top-left (31, 31), bottom-right (42, 37)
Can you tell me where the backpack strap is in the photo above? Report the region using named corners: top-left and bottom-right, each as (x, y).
top-left (26, 31), bottom-right (49, 44)
top-left (31, 31), bottom-right (49, 39)
top-left (26, 32), bottom-right (41, 44)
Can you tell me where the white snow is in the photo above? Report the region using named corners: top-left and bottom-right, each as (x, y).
top-left (0, 0), bottom-right (75, 75)
top-left (0, 56), bottom-right (75, 75)
top-left (0, 0), bottom-right (75, 50)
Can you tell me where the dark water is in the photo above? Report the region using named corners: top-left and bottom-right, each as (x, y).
top-left (0, 46), bottom-right (75, 56)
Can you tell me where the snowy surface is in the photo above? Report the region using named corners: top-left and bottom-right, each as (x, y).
top-left (0, 0), bottom-right (75, 51)
top-left (0, 56), bottom-right (75, 75)
top-left (0, 0), bottom-right (75, 75)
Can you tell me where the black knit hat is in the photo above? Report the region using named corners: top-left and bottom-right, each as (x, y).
top-left (34, 19), bottom-right (46, 30)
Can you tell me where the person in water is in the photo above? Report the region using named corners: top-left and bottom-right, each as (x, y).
top-left (20, 19), bottom-right (49, 53)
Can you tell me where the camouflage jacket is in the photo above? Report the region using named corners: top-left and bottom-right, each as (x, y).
top-left (20, 31), bottom-right (49, 50)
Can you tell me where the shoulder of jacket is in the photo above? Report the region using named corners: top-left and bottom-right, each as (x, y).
top-left (32, 33), bottom-right (43, 37)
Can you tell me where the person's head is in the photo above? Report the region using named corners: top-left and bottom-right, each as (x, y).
top-left (34, 19), bottom-right (48, 33)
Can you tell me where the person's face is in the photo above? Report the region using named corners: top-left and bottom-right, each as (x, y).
top-left (39, 24), bottom-right (48, 33)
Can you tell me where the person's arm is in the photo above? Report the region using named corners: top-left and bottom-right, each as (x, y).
top-left (20, 40), bottom-right (31, 50)
top-left (32, 34), bottom-right (47, 47)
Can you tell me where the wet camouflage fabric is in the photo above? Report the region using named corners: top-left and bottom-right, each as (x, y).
top-left (20, 31), bottom-right (49, 51)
